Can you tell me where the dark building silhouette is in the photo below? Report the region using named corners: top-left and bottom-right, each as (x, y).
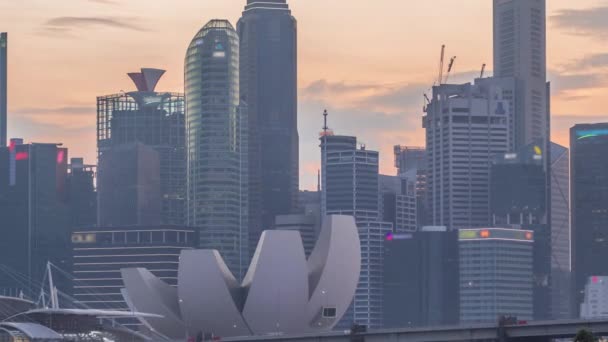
top-left (97, 143), bottom-right (161, 227)
top-left (571, 123), bottom-right (608, 315)
top-left (0, 33), bottom-right (6, 147)
top-left (383, 228), bottom-right (459, 328)
top-left (97, 68), bottom-right (186, 225)
top-left (67, 158), bottom-right (97, 229)
top-left (490, 143), bottom-right (551, 320)
top-left (0, 140), bottom-right (71, 297)
top-left (238, 0), bottom-right (299, 254)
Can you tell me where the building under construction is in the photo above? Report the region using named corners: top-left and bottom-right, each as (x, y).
top-left (97, 68), bottom-right (186, 225)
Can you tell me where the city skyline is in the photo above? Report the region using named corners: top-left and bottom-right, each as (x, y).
top-left (2, 0), bottom-right (608, 189)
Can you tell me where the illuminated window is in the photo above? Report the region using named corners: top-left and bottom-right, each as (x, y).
top-left (15, 152), bottom-right (28, 161)
top-left (480, 230), bottom-right (491, 238)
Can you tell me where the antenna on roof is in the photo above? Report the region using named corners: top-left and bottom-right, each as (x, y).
top-left (323, 109), bottom-right (328, 134)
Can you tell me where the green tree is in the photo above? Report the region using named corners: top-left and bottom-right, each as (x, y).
top-left (574, 329), bottom-right (597, 342)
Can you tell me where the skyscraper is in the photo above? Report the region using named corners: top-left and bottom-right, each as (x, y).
top-left (383, 228), bottom-right (459, 328)
top-left (185, 20), bottom-right (249, 279)
top-left (0, 33), bottom-right (6, 147)
top-left (493, 0), bottom-right (548, 149)
top-left (424, 79), bottom-right (512, 230)
top-left (238, 0), bottom-right (299, 255)
top-left (97, 68), bottom-right (186, 225)
top-left (549, 142), bottom-right (572, 319)
top-left (0, 141), bottom-right (71, 297)
top-left (489, 143), bottom-right (552, 320)
top-left (571, 123), bottom-right (608, 315)
top-left (459, 228), bottom-right (534, 323)
top-left (320, 127), bottom-right (391, 329)
top-left (67, 158), bottom-right (97, 229)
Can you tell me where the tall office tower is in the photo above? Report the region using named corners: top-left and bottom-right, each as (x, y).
top-left (394, 146), bottom-right (428, 227)
top-left (0, 33), bottom-right (6, 147)
top-left (571, 124), bottom-right (608, 315)
top-left (549, 142), bottom-right (571, 319)
top-left (493, 0), bottom-right (548, 149)
top-left (459, 228), bottom-right (534, 323)
top-left (98, 143), bottom-right (161, 227)
top-left (320, 128), bottom-right (392, 329)
top-left (71, 225), bottom-right (196, 327)
top-left (490, 143), bottom-right (551, 320)
top-left (97, 68), bottom-right (186, 225)
top-left (321, 134), bottom-right (378, 221)
top-left (383, 228), bottom-right (459, 328)
top-left (0, 141), bottom-right (70, 297)
top-left (580, 277), bottom-right (608, 319)
top-left (185, 20), bottom-right (249, 279)
top-left (238, 0), bottom-right (299, 256)
top-left (379, 175), bottom-right (417, 233)
top-left (67, 158), bottom-right (97, 229)
top-left (423, 79), bottom-right (512, 230)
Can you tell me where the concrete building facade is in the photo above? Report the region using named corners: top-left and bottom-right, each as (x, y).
top-left (493, 0), bottom-right (548, 149)
top-left (71, 225), bottom-right (196, 315)
top-left (320, 130), bottom-right (391, 329)
top-left (580, 276), bottom-right (608, 319)
top-left (424, 79), bottom-right (513, 230)
top-left (459, 228), bottom-right (534, 323)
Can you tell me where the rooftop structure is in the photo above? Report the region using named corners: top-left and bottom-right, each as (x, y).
top-left (97, 68), bottom-right (186, 226)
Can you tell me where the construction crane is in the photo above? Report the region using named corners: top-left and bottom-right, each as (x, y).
top-left (444, 56), bottom-right (457, 84)
top-left (480, 63), bottom-right (487, 78)
top-left (423, 93), bottom-right (431, 113)
top-left (437, 44), bottom-right (445, 86)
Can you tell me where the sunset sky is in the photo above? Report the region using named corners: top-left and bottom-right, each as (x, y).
top-left (2, 0), bottom-right (608, 189)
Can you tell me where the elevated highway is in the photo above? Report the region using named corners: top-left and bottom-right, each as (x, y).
top-left (224, 319), bottom-right (608, 342)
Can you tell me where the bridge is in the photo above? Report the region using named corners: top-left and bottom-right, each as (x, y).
top-left (223, 319), bottom-right (608, 342)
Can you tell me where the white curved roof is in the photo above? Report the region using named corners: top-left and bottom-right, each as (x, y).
top-left (121, 215), bottom-right (361, 339)
top-left (0, 296), bottom-right (35, 321)
top-left (0, 322), bottom-right (62, 340)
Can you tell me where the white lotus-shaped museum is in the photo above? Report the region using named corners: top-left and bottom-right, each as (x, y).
top-left (120, 215), bottom-right (361, 339)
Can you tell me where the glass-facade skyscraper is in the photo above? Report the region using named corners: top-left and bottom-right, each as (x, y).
top-left (571, 123), bottom-right (608, 315)
top-left (185, 20), bottom-right (249, 280)
top-left (238, 0), bottom-right (299, 256)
